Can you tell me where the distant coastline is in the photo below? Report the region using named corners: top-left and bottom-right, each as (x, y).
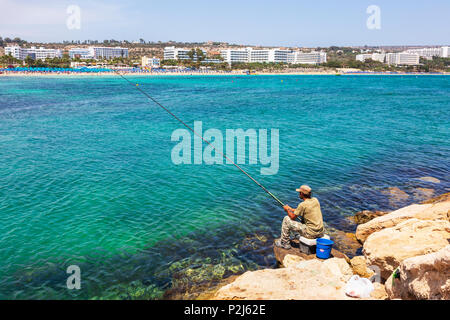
top-left (1, 71), bottom-right (448, 77)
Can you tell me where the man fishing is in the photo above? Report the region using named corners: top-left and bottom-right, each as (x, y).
top-left (275, 185), bottom-right (325, 249)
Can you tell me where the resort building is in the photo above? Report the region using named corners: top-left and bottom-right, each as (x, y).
top-left (288, 51), bottom-right (327, 65)
top-left (68, 47), bottom-right (129, 60)
top-left (272, 49), bottom-right (294, 63)
top-left (5, 46), bottom-right (62, 60)
top-left (90, 47), bottom-right (128, 59)
top-left (248, 48), bottom-right (271, 63)
top-left (163, 47), bottom-right (207, 61)
top-left (220, 47), bottom-right (299, 64)
top-left (219, 48), bottom-right (249, 64)
top-left (68, 48), bottom-right (94, 60)
top-left (165, 46), bottom-right (325, 65)
top-left (386, 53), bottom-right (420, 66)
top-left (355, 53), bottom-right (386, 63)
top-left (404, 46), bottom-right (449, 59)
top-left (141, 56), bottom-right (161, 68)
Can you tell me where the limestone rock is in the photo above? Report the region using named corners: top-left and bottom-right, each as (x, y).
top-left (282, 254), bottom-right (305, 268)
top-left (371, 282), bottom-right (388, 300)
top-left (356, 201), bottom-right (450, 243)
top-left (385, 245), bottom-right (450, 300)
top-left (350, 256), bottom-right (374, 278)
top-left (363, 218), bottom-right (450, 279)
top-left (214, 258), bottom-right (354, 300)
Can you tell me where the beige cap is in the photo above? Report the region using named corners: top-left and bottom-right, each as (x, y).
top-left (296, 185), bottom-right (312, 194)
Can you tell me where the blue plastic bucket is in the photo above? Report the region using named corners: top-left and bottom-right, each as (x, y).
top-left (316, 238), bottom-right (334, 259)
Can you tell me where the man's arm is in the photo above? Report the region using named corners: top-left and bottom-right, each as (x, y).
top-left (283, 205), bottom-right (297, 220)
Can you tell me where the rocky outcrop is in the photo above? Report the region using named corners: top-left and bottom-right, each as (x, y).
top-left (363, 218), bottom-right (450, 279)
top-left (355, 201), bottom-right (450, 243)
top-left (385, 245), bottom-right (450, 300)
top-left (214, 258), bottom-right (355, 300)
top-left (212, 194), bottom-right (450, 301)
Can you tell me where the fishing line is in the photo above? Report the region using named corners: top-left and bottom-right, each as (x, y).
top-left (114, 71), bottom-right (285, 207)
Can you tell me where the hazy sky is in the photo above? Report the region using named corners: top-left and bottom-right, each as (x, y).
top-left (1, 0), bottom-right (449, 46)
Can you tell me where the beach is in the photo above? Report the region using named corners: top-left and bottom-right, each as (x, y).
top-left (1, 70), bottom-right (448, 77)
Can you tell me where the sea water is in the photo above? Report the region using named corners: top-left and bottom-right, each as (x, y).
top-left (0, 75), bottom-right (448, 299)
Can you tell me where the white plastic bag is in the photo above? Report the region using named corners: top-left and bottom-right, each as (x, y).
top-left (344, 275), bottom-right (374, 298)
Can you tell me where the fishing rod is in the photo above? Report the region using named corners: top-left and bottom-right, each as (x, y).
top-left (114, 71), bottom-right (286, 208)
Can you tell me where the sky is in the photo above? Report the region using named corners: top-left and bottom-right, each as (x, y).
top-left (1, 0), bottom-right (449, 46)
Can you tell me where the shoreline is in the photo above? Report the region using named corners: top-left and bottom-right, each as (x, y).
top-left (1, 71), bottom-right (448, 77)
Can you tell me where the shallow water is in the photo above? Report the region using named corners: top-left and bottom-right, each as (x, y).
top-left (0, 75), bottom-right (449, 299)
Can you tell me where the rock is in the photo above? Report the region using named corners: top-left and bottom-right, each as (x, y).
top-left (355, 201), bottom-right (450, 243)
top-left (350, 256), bottom-right (374, 278)
top-left (421, 192), bottom-right (450, 205)
top-left (418, 176), bottom-right (440, 184)
top-left (345, 233), bottom-right (358, 242)
top-left (371, 282), bottom-right (388, 300)
top-left (351, 210), bottom-right (389, 225)
top-left (385, 245), bottom-right (450, 300)
top-left (381, 187), bottom-right (409, 205)
top-left (413, 188), bottom-right (435, 201)
top-left (282, 254), bottom-right (305, 268)
top-left (326, 227), bottom-right (362, 256)
top-left (214, 258), bottom-right (354, 300)
top-left (363, 218), bottom-right (450, 279)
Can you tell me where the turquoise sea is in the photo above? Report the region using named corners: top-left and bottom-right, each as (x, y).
top-left (0, 75), bottom-right (449, 299)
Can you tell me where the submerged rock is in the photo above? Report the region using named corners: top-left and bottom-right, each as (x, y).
top-left (385, 245), bottom-right (450, 300)
top-left (421, 192), bottom-right (450, 205)
top-left (417, 176), bottom-right (440, 184)
top-left (363, 218), bottom-right (450, 280)
top-left (351, 210), bottom-right (389, 225)
top-left (412, 187), bottom-right (435, 201)
top-left (381, 187), bottom-right (409, 205)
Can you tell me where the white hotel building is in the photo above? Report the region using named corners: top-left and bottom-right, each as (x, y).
top-left (219, 48), bottom-right (249, 64)
top-left (141, 56), bottom-right (161, 68)
top-left (288, 51), bottom-right (327, 65)
top-left (386, 53), bottom-right (420, 66)
top-left (69, 47), bottom-right (129, 60)
top-left (163, 46), bottom-right (207, 61)
top-left (355, 53), bottom-right (386, 63)
top-left (5, 46), bottom-right (62, 60)
top-left (219, 47), bottom-right (326, 65)
top-left (404, 46), bottom-right (449, 59)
